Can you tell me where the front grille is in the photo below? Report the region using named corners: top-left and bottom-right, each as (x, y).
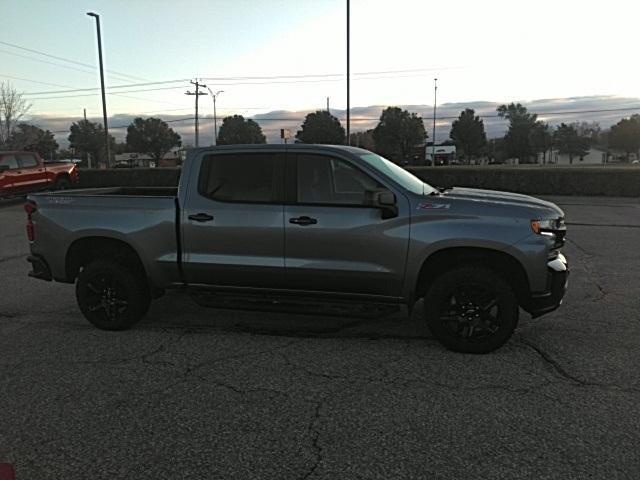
top-left (552, 229), bottom-right (566, 249)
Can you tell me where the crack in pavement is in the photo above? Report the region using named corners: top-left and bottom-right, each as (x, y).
top-left (300, 399), bottom-right (324, 480)
top-left (518, 336), bottom-right (585, 384)
top-left (207, 378), bottom-right (289, 399)
top-left (280, 347), bottom-right (551, 397)
top-left (0, 253), bottom-right (28, 263)
top-left (566, 237), bottom-right (608, 298)
top-left (517, 336), bottom-right (640, 393)
top-left (0, 330), bottom-right (183, 370)
top-left (124, 338), bottom-right (303, 409)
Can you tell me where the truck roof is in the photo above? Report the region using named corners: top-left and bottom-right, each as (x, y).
top-left (187, 144), bottom-right (373, 156)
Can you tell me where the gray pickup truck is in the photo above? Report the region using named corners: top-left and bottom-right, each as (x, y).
top-left (25, 145), bottom-right (568, 353)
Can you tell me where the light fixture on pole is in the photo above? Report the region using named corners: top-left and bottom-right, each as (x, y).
top-left (207, 88), bottom-right (224, 146)
top-left (86, 12), bottom-right (110, 168)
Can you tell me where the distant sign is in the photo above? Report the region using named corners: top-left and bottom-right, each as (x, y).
top-left (280, 129), bottom-right (291, 140)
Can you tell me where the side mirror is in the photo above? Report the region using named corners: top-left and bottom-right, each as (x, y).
top-left (0, 165), bottom-right (9, 172)
top-left (369, 189), bottom-right (398, 219)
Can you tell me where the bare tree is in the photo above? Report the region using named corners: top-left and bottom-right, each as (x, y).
top-left (0, 81), bottom-right (31, 146)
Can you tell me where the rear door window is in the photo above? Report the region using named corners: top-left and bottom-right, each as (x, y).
top-left (198, 153), bottom-right (284, 203)
top-left (17, 154), bottom-right (38, 168)
top-left (0, 155), bottom-right (19, 169)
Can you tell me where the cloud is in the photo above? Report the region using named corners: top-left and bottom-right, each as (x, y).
top-left (26, 95), bottom-right (640, 148)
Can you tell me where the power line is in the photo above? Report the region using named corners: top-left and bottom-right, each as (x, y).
top-left (22, 67), bottom-right (462, 97)
top-left (23, 74), bottom-right (459, 101)
top-left (200, 66), bottom-right (458, 82)
top-left (25, 85), bottom-right (187, 100)
top-left (48, 116), bottom-right (197, 134)
top-left (0, 74), bottom-right (79, 89)
top-left (0, 48), bottom-right (143, 86)
top-left (0, 47), bottom-right (146, 85)
top-left (0, 48), bottom-right (99, 76)
top-left (23, 78), bottom-right (191, 96)
top-left (0, 39), bottom-right (147, 83)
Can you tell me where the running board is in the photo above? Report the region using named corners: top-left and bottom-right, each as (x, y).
top-left (189, 290), bottom-right (400, 318)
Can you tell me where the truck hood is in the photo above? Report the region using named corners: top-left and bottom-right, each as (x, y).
top-left (440, 187), bottom-right (564, 217)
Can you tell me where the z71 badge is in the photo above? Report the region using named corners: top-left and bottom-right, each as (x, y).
top-left (417, 202), bottom-right (450, 210)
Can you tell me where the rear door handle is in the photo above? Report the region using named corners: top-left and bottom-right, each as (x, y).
top-left (289, 216), bottom-right (317, 226)
top-left (188, 213), bottom-right (214, 222)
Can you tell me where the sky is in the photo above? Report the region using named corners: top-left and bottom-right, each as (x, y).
top-left (2, 0), bottom-right (640, 145)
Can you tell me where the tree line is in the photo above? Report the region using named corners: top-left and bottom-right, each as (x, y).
top-left (2, 81), bottom-right (639, 165)
top-left (292, 105), bottom-right (640, 164)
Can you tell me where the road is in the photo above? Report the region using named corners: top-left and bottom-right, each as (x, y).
top-left (1, 196), bottom-right (639, 479)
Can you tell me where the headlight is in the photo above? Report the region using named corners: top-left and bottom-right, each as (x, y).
top-left (531, 219), bottom-right (557, 235)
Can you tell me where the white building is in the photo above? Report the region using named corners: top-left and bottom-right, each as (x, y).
top-left (539, 147), bottom-right (638, 165)
top-left (425, 145), bottom-right (457, 165)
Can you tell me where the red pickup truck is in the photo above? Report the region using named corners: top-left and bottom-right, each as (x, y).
top-left (0, 151), bottom-right (79, 197)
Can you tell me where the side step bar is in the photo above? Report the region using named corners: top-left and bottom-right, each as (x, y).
top-left (190, 290), bottom-right (400, 319)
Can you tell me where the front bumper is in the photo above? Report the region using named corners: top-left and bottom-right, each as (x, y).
top-left (27, 255), bottom-right (52, 281)
top-left (527, 253), bottom-right (569, 318)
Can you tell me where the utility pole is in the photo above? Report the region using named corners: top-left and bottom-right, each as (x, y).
top-left (327, 97), bottom-right (330, 114)
top-left (83, 108), bottom-right (91, 168)
top-left (346, 0), bottom-right (351, 145)
top-left (185, 80), bottom-right (207, 147)
top-left (87, 12), bottom-right (110, 168)
top-left (432, 78), bottom-right (438, 165)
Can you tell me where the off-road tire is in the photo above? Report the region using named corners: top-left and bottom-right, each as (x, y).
top-left (54, 177), bottom-right (71, 190)
top-left (425, 267), bottom-right (519, 354)
top-left (76, 259), bottom-right (151, 331)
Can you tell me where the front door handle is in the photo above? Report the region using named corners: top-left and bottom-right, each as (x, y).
top-left (289, 216), bottom-right (317, 226)
top-left (188, 213), bottom-right (214, 222)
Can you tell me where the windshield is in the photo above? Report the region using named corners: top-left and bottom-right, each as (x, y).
top-left (359, 153), bottom-right (437, 195)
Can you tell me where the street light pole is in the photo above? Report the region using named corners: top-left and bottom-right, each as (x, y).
top-left (87, 12), bottom-right (110, 168)
top-left (207, 88), bottom-right (224, 146)
top-left (346, 0), bottom-right (350, 145)
top-left (432, 78), bottom-right (438, 165)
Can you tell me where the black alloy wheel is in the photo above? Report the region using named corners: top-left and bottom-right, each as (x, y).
top-left (55, 177), bottom-right (71, 190)
top-left (76, 260), bottom-right (150, 330)
top-left (425, 267), bottom-right (519, 353)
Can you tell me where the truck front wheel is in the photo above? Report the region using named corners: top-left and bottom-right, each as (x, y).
top-left (54, 177), bottom-right (71, 190)
top-left (76, 259), bottom-right (151, 331)
top-left (424, 267), bottom-right (519, 353)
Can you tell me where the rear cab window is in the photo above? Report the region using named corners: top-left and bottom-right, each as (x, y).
top-left (198, 152), bottom-right (285, 203)
top-left (0, 155), bottom-right (20, 170)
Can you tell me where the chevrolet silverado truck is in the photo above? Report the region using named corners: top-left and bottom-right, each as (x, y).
top-left (0, 151), bottom-right (79, 197)
top-left (25, 145), bottom-right (568, 353)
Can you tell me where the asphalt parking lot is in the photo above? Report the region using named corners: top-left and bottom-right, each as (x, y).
top-left (1, 196), bottom-right (639, 479)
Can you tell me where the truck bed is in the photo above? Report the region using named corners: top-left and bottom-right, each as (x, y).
top-left (28, 187), bottom-right (181, 287)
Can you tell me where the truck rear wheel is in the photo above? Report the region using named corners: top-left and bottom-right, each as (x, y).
top-left (76, 259), bottom-right (151, 331)
top-left (424, 267), bottom-right (519, 353)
